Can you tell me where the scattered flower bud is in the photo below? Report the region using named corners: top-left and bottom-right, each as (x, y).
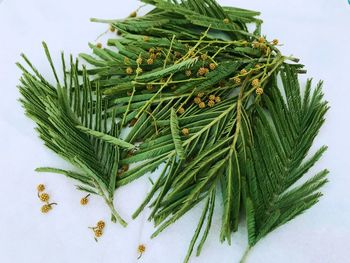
top-left (143, 36), bottom-right (150, 42)
top-left (96, 43), bottom-right (102, 49)
top-left (129, 11), bottom-right (137, 18)
top-left (199, 102), bottom-right (206, 109)
top-left (138, 244), bottom-right (146, 253)
top-left (208, 100), bottom-right (215, 107)
top-left (80, 194), bottom-right (90, 206)
top-left (37, 184), bottom-right (45, 192)
top-left (233, 76), bottom-right (241, 84)
top-left (124, 57), bottom-right (130, 64)
top-left (97, 220), bottom-right (105, 230)
top-left (136, 57), bottom-right (143, 65)
top-left (138, 244), bottom-right (146, 259)
top-left (182, 128), bottom-right (189, 136)
top-left (272, 39), bottom-right (279, 45)
top-left (209, 63), bottom-right (216, 70)
top-left (40, 203), bottom-right (56, 214)
top-left (209, 95), bottom-right (216, 101)
top-left (201, 54), bottom-right (208, 60)
top-left (215, 96), bottom-right (221, 103)
top-left (136, 68), bottom-right (143, 75)
top-left (197, 92), bottom-right (205, 98)
top-left (252, 79), bottom-right (260, 87)
top-left (39, 193), bottom-right (50, 202)
top-left (258, 36), bottom-right (265, 43)
top-left (94, 229), bottom-right (103, 238)
top-left (223, 18), bottom-right (230, 24)
top-left (117, 30), bottom-right (122, 36)
top-left (240, 69), bottom-right (248, 75)
top-left (109, 25), bottom-right (115, 32)
top-left (178, 107), bottom-right (185, 114)
top-left (126, 67), bottom-right (133, 75)
top-left (194, 97), bottom-right (202, 104)
top-left (41, 204), bottom-right (51, 213)
top-left (197, 67), bottom-right (209, 76)
top-left (147, 58), bottom-right (154, 65)
top-left (185, 70), bottom-right (192, 77)
top-left (256, 87), bottom-right (264, 95)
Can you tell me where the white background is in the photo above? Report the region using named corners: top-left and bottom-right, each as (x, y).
top-left (0, 0), bottom-right (350, 262)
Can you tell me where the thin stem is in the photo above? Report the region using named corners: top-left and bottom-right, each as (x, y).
top-left (93, 180), bottom-right (127, 227)
top-left (105, 198), bottom-right (128, 227)
top-left (239, 246), bottom-right (252, 263)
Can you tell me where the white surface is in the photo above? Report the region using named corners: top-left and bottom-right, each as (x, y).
top-left (0, 1), bottom-right (350, 262)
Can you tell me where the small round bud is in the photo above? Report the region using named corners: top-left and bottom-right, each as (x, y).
top-left (178, 107), bottom-right (185, 114)
top-left (39, 193), bottom-right (50, 202)
top-left (272, 39), bottom-right (279, 45)
top-left (96, 43), bottom-right (102, 49)
top-left (109, 25), bottom-right (115, 32)
top-left (209, 95), bottom-right (216, 101)
top-left (252, 79), bottom-right (260, 87)
top-left (136, 68), bottom-right (143, 74)
top-left (223, 18), bottom-right (230, 24)
top-left (129, 11), bottom-right (137, 18)
top-left (80, 197), bottom-right (89, 206)
top-left (147, 58), bottom-right (154, 65)
top-left (233, 76), bottom-right (241, 85)
top-left (94, 229), bottom-right (103, 238)
top-left (185, 70), bottom-right (192, 77)
top-left (201, 54), bottom-right (208, 60)
top-left (182, 128), bottom-right (189, 136)
top-left (209, 63), bottom-right (216, 70)
top-left (193, 97), bottom-right (202, 104)
top-left (258, 36), bottom-right (265, 43)
top-left (117, 30), bottom-right (122, 36)
top-left (208, 100), bottom-right (215, 107)
top-left (126, 67), bottom-right (133, 75)
top-left (124, 57), bottom-right (130, 64)
top-left (41, 204), bottom-right (51, 213)
top-left (240, 69), bottom-right (248, 75)
top-left (199, 102), bottom-right (206, 109)
top-left (256, 87), bottom-right (264, 95)
top-left (97, 220), bottom-right (105, 230)
top-left (197, 92), bottom-right (204, 98)
top-left (149, 48), bottom-right (155, 53)
top-left (136, 57), bottom-right (143, 65)
top-left (215, 96), bottom-right (221, 103)
top-left (143, 36), bottom-right (150, 42)
top-left (37, 184), bottom-right (45, 192)
top-left (197, 67), bottom-right (209, 76)
top-left (138, 244), bottom-right (146, 254)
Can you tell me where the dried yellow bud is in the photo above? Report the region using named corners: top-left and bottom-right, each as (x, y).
top-left (182, 128), bottom-right (189, 136)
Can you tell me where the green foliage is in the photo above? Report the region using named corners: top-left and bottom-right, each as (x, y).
top-left (18, 1), bottom-right (329, 262)
top-left (18, 43), bottom-right (128, 226)
top-left (243, 65), bottom-right (329, 247)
